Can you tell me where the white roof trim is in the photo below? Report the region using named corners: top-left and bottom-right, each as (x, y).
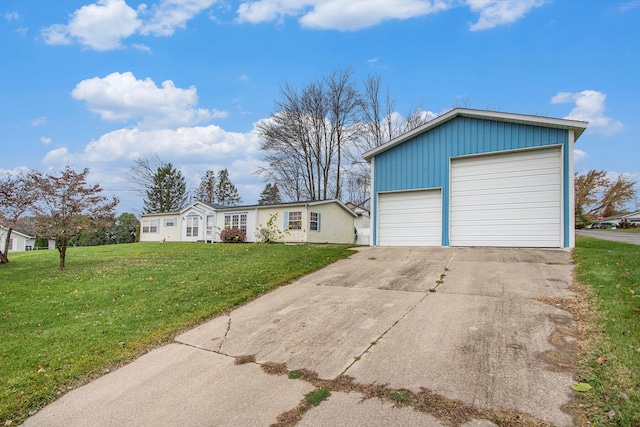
top-left (363, 108), bottom-right (589, 161)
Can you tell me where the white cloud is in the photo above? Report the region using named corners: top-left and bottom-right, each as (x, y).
top-left (5, 11), bottom-right (19, 21)
top-left (40, 0), bottom-right (546, 52)
top-left (132, 43), bottom-right (152, 52)
top-left (43, 147), bottom-right (73, 164)
top-left (40, 137), bottom-right (52, 145)
top-left (41, 24), bottom-right (72, 45)
top-left (299, 0), bottom-right (450, 31)
top-left (467, 0), bottom-right (546, 31)
top-left (605, 171), bottom-right (638, 183)
top-left (0, 166), bottom-right (30, 177)
top-left (32, 116), bottom-right (47, 126)
top-left (236, 0), bottom-right (544, 31)
top-left (140, 0), bottom-right (219, 36)
top-left (551, 90), bottom-right (624, 135)
top-left (237, 0), bottom-right (452, 30)
top-left (38, 124), bottom-right (263, 209)
top-left (620, 1), bottom-right (640, 12)
top-left (81, 125), bottom-right (259, 163)
top-left (42, 0), bottom-right (142, 50)
top-left (573, 149), bottom-right (587, 163)
top-left (71, 71), bottom-right (228, 130)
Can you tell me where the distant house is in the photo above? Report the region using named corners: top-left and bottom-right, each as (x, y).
top-left (139, 200), bottom-right (358, 244)
top-left (0, 226), bottom-right (55, 252)
top-left (602, 210), bottom-right (640, 226)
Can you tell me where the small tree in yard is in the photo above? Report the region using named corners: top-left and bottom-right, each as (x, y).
top-left (29, 166), bottom-right (118, 270)
top-left (0, 172), bottom-right (37, 264)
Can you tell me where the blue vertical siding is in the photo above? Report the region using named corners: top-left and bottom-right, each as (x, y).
top-left (372, 116), bottom-right (570, 245)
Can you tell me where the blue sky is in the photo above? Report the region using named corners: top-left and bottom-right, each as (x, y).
top-left (1, 0), bottom-right (638, 213)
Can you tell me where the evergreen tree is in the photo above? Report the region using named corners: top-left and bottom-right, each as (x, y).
top-left (144, 163), bottom-right (188, 213)
top-left (111, 212), bottom-right (139, 243)
top-left (258, 183), bottom-right (282, 205)
top-left (215, 169), bottom-right (242, 206)
top-left (196, 169), bottom-right (216, 204)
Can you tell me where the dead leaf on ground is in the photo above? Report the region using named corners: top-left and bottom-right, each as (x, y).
top-left (597, 356), bottom-right (606, 364)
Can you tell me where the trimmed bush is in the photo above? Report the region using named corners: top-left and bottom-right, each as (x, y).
top-left (220, 227), bottom-right (246, 243)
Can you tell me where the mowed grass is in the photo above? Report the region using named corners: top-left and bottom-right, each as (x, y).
top-left (573, 237), bottom-right (640, 426)
top-left (0, 242), bottom-right (354, 424)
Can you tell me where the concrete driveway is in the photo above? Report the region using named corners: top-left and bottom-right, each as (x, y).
top-left (25, 247), bottom-right (580, 427)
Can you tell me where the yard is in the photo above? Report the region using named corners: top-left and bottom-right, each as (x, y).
top-left (0, 242), bottom-right (353, 424)
top-left (573, 237), bottom-right (640, 426)
top-left (2, 238), bottom-right (638, 426)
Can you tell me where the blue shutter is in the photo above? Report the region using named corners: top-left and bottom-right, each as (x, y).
top-left (284, 211), bottom-right (289, 231)
top-left (156, 219), bottom-right (161, 233)
top-left (317, 213), bottom-right (321, 232)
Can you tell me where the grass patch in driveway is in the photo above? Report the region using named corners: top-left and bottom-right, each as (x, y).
top-left (0, 242), bottom-right (353, 425)
top-left (573, 237), bottom-right (640, 426)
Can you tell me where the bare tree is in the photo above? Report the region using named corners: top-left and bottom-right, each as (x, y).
top-left (346, 73), bottom-right (433, 207)
top-left (257, 68), bottom-right (362, 202)
top-left (325, 66), bottom-right (361, 200)
top-left (0, 173), bottom-right (37, 264)
top-left (575, 170), bottom-right (637, 220)
top-left (29, 166), bottom-right (118, 270)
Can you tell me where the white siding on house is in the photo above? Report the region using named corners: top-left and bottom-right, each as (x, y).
top-left (306, 203), bottom-right (355, 244)
top-left (139, 214), bottom-right (181, 242)
top-left (216, 209), bottom-right (258, 242)
top-left (378, 189), bottom-right (442, 246)
top-left (450, 147), bottom-right (562, 247)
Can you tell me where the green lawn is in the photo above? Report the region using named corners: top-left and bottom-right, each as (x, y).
top-left (573, 237), bottom-right (640, 426)
top-left (0, 243), bottom-right (353, 424)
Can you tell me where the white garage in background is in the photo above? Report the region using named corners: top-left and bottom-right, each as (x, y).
top-left (378, 189), bottom-right (442, 246)
top-left (450, 147), bottom-right (562, 247)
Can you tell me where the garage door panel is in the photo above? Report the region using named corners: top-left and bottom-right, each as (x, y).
top-left (452, 192), bottom-right (560, 207)
top-left (378, 190), bottom-right (442, 246)
top-left (450, 148), bottom-right (562, 248)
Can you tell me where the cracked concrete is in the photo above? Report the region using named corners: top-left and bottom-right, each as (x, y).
top-left (25, 247), bottom-right (579, 427)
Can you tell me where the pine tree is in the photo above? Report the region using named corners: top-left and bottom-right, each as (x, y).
top-left (258, 183), bottom-right (282, 205)
top-left (196, 169), bottom-right (216, 204)
top-left (215, 169), bottom-right (242, 206)
top-left (144, 163), bottom-right (188, 213)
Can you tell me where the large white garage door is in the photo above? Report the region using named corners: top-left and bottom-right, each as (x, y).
top-left (450, 148), bottom-right (562, 247)
top-left (378, 190), bottom-right (442, 246)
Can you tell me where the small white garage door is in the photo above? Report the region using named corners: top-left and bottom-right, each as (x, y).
top-left (450, 147), bottom-right (562, 247)
top-left (378, 189), bottom-right (442, 246)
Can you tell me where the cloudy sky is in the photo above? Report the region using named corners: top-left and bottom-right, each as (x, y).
top-left (1, 0), bottom-right (638, 213)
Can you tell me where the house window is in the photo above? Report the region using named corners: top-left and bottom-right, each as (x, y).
top-left (310, 212), bottom-right (321, 231)
top-left (288, 211), bottom-right (302, 230)
top-left (186, 214), bottom-right (199, 237)
top-left (224, 213), bottom-right (248, 232)
top-left (142, 219), bottom-right (159, 233)
top-left (164, 218), bottom-right (176, 227)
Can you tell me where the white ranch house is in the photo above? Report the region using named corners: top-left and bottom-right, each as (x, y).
top-left (140, 200), bottom-right (359, 245)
